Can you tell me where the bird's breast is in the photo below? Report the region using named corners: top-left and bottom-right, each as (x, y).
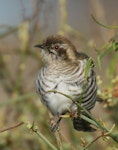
top-left (36, 59), bottom-right (97, 115)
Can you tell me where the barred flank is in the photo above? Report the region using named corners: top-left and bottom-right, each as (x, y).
top-left (35, 35), bottom-right (97, 132)
top-left (36, 59), bottom-right (97, 112)
top-left (36, 59), bottom-right (97, 132)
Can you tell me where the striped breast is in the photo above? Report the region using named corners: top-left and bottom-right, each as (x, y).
top-left (35, 59), bottom-right (97, 115)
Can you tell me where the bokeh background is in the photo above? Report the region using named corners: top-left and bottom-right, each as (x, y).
top-left (0, 0), bottom-right (118, 150)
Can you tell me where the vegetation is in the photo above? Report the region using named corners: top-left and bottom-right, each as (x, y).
top-left (0, 0), bottom-right (118, 150)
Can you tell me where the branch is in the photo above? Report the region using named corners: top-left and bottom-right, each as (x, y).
top-left (48, 90), bottom-right (118, 144)
top-left (0, 121), bottom-right (58, 150)
top-left (26, 121), bottom-right (58, 150)
top-left (48, 111), bottom-right (63, 150)
top-left (82, 135), bottom-right (102, 150)
top-left (0, 122), bottom-right (24, 133)
top-left (91, 14), bottom-right (118, 29)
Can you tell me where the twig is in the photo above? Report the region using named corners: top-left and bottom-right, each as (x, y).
top-left (34, 130), bottom-right (58, 150)
top-left (0, 122), bottom-right (24, 133)
top-left (48, 111), bottom-right (63, 150)
top-left (82, 135), bottom-right (102, 150)
top-left (48, 90), bottom-right (118, 143)
top-left (91, 14), bottom-right (118, 29)
top-left (20, 0), bottom-right (26, 20)
top-left (54, 130), bottom-right (63, 150)
top-left (26, 121), bottom-right (58, 150)
top-left (0, 120), bottom-right (58, 150)
top-left (0, 26), bottom-right (18, 39)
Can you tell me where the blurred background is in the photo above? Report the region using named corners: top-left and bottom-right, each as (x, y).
top-left (0, 0), bottom-right (118, 150)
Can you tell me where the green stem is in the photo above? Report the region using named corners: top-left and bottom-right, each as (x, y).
top-left (91, 15), bottom-right (118, 29)
top-left (80, 115), bottom-right (99, 128)
top-left (48, 90), bottom-right (118, 143)
top-left (34, 130), bottom-right (58, 150)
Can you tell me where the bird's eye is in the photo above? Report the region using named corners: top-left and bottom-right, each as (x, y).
top-left (54, 45), bottom-right (59, 50)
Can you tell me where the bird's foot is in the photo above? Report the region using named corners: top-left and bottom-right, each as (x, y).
top-left (50, 117), bottom-right (62, 132)
top-left (51, 122), bottom-right (59, 132)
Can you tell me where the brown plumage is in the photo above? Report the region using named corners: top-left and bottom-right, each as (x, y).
top-left (35, 35), bottom-right (97, 132)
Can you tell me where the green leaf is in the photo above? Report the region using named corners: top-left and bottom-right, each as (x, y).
top-left (84, 57), bottom-right (94, 80)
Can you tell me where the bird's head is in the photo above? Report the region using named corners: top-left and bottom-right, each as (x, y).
top-left (34, 35), bottom-right (78, 64)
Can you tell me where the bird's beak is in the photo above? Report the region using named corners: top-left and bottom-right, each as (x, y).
top-left (34, 44), bottom-right (44, 49)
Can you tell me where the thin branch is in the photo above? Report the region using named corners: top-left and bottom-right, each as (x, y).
top-left (0, 122), bottom-right (24, 133)
top-left (34, 130), bottom-right (58, 150)
top-left (20, 0), bottom-right (26, 20)
top-left (26, 121), bottom-right (58, 150)
top-left (91, 14), bottom-right (118, 29)
top-left (82, 135), bottom-right (102, 150)
top-left (0, 26), bottom-right (18, 39)
top-left (54, 130), bottom-right (63, 150)
top-left (48, 90), bottom-right (118, 143)
top-left (48, 111), bottom-right (63, 150)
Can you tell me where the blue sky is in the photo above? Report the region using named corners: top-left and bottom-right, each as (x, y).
top-left (0, 0), bottom-right (32, 26)
top-left (0, 0), bottom-right (118, 38)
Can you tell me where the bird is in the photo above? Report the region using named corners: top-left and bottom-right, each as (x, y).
top-left (35, 35), bottom-right (98, 132)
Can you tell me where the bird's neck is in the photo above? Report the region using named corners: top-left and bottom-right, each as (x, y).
top-left (45, 59), bottom-right (80, 74)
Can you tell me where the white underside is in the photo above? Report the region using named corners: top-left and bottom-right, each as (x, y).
top-left (39, 60), bottom-right (85, 115)
top-left (46, 81), bottom-right (80, 115)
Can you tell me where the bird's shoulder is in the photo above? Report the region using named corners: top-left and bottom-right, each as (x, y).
top-left (76, 52), bottom-right (95, 67)
top-left (76, 52), bottom-right (89, 60)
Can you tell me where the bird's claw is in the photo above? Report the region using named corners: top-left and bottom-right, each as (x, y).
top-left (51, 122), bottom-right (59, 132)
top-left (50, 117), bottom-right (62, 132)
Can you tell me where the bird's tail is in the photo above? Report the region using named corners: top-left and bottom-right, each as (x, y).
top-left (73, 112), bottom-right (96, 132)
